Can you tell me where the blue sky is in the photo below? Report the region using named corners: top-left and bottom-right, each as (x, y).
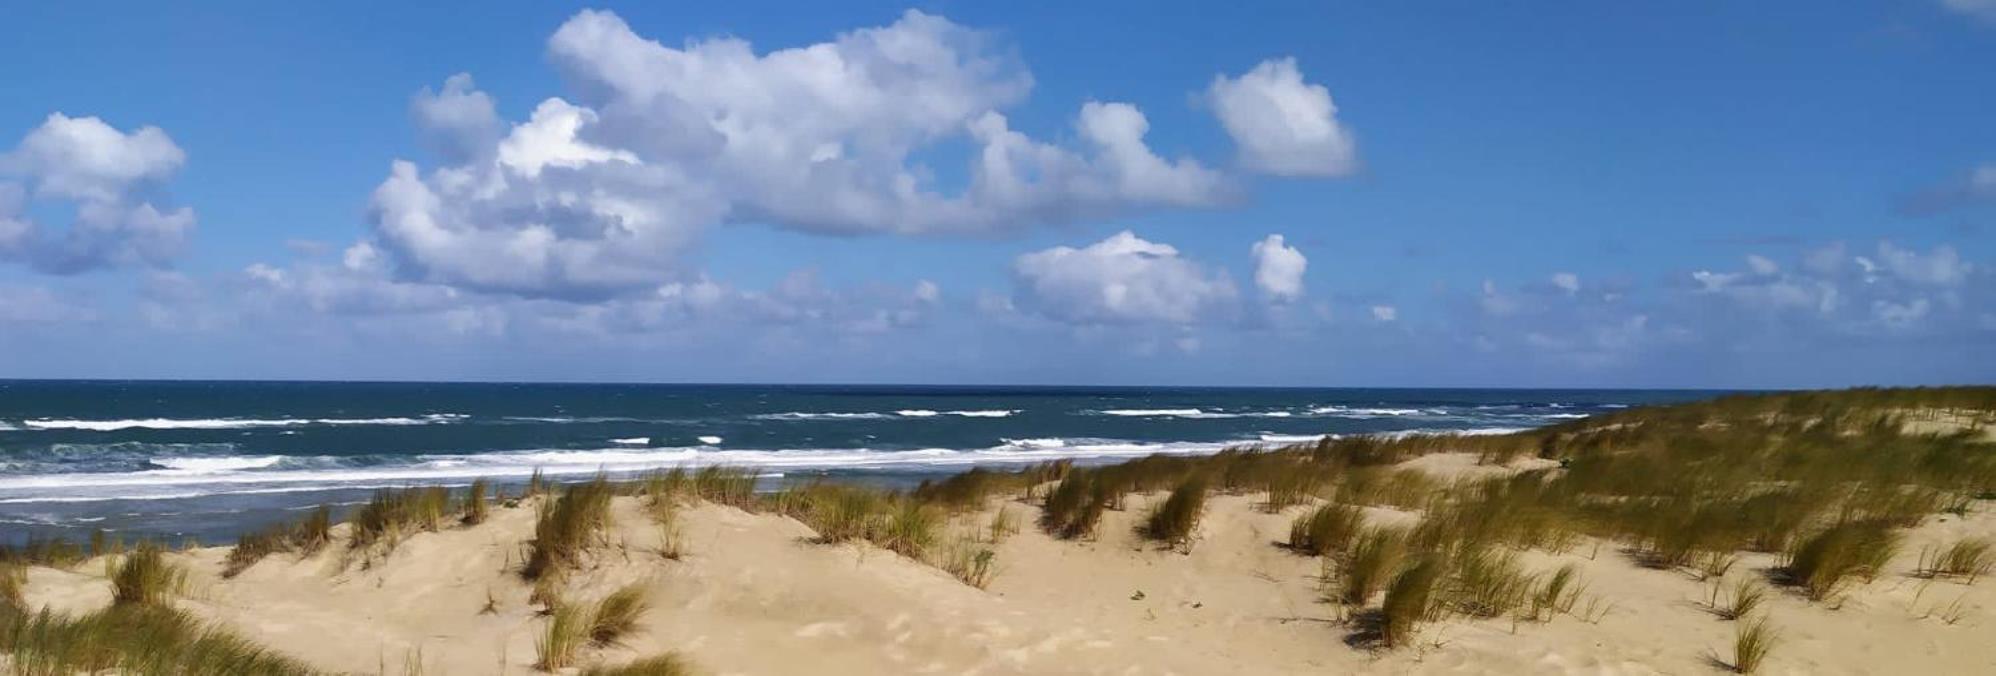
top-left (1, 1), bottom-right (1992, 387)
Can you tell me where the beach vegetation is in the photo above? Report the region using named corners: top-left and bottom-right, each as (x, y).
top-left (111, 544), bottom-right (184, 607)
top-left (1142, 476), bottom-right (1208, 549)
top-left (524, 475), bottom-right (616, 580)
top-left (581, 653), bottom-right (695, 676)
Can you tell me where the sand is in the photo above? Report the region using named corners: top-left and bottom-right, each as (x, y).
top-left (18, 452), bottom-right (1996, 675)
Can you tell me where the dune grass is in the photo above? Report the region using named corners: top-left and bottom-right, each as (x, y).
top-left (0, 561), bottom-right (25, 610)
top-left (1378, 556), bottom-right (1444, 648)
top-left (524, 475), bottom-right (616, 581)
top-left (581, 652), bottom-right (695, 676)
top-left (1142, 476), bottom-right (1209, 549)
top-left (1731, 614), bottom-right (1778, 673)
top-left (349, 486), bottom-right (453, 555)
top-left (111, 545), bottom-right (185, 607)
top-left (587, 583), bottom-right (651, 647)
top-left (1340, 527), bottom-right (1407, 606)
top-left (461, 478), bottom-right (490, 526)
top-left (535, 601), bottom-right (589, 671)
top-left (1721, 578), bottom-right (1768, 621)
top-left (1919, 537), bottom-right (1993, 583)
top-left (1288, 503), bottom-right (1366, 557)
top-left (0, 603), bottom-right (321, 675)
top-left (1528, 564), bottom-right (1585, 621)
top-left (940, 537), bottom-right (998, 589)
top-left (1785, 520), bottom-right (1902, 601)
top-left (224, 505), bottom-right (334, 577)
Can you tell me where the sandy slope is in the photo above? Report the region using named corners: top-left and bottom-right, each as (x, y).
top-left (19, 453), bottom-right (1996, 675)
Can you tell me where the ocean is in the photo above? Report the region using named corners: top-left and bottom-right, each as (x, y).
top-left (0, 381), bottom-right (1716, 544)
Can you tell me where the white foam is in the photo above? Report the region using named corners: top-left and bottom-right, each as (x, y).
top-left (1540, 413), bottom-right (1589, 420)
top-left (950, 409), bottom-right (1018, 418)
top-left (698, 436), bottom-right (724, 445)
top-left (20, 414), bottom-right (463, 431)
top-left (611, 437), bottom-right (651, 446)
top-left (896, 410), bottom-right (939, 417)
top-left (1257, 433), bottom-right (1326, 443)
top-left (1000, 437), bottom-right (1069, 449)
top-left (1098, 408), bottom-right (1205, 417)
top-left (0, 437), bottom-right (1237, 504)
top-left (753, 412), bottom-right (894, 421)
top-left (148, 456), bottom-right (285, 472)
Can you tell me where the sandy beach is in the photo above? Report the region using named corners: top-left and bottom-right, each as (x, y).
top-left (15, 447), bottom-right (1994, 675)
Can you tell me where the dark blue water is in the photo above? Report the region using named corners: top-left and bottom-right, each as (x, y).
top-left (0, 381), bottom-right (1715, 543)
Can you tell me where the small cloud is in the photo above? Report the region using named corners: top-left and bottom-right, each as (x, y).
top-left (1370, 305), bottom-right (1397, 322)
top-left (1250, 234), bottom-right (1306, 302)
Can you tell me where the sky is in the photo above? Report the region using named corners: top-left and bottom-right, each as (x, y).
top-left (0, 0), bottom-right (1992, 388)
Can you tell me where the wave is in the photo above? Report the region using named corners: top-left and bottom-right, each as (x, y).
top-left (19, 414), bottom-right (464, 431)
top-left (698, 436), bottom-right (724, 445)
top-left (752, 412), bottom-right (894, 421)
top-left (1097, 408), bottom-right (1205, 417)
top-left (147, 456), bottom-right (285, 473)
top-left (0, 437), bottom-right (1238, 504)
top-left (611, 437), bottom-right (651, 446)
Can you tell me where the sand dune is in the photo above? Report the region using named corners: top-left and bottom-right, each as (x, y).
top-left (15, 451), bottom-right (1994, 674)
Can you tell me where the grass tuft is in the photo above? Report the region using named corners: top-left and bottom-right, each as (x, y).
top-left (1731, 614), bottom-right (1777, 673)
top-left (587, 583), bottom-right (651, 647)
top-left (1142, 476), bottom-right (1208, 549)
top-left (111, 544), bottom-right (185, 607)
top-left (535, 601), bottom-right (588, 671)
top-left (581, 652), bottom-right (695, 676)
top-left (1785, 520), bottom-right (1902, 601)
top-left (524, 475), bottom-right (616, 581)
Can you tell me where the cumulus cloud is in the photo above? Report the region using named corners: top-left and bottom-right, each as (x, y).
top-left (1250, 234), bottom-right (1306, 301)
top-left (1208, 58), bottom-right (1358, 177)
top-left (1941, 0), bottom-right (1996, 23)
top-left (361, 9), bottom-right (1243, 300)
top-left (1011, 230), bottom-right (1237, 324)
top-left (1551, 272), bottom-right (1580, 295)
top-left (0, 113), bottom-right (194, 274)
top-left (1902, 163), bottom-right (1996, 214)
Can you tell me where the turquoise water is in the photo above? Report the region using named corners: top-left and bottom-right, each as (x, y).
top-left (0, 381), bottom-right (1716, 543)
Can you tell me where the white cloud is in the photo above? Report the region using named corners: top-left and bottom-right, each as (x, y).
top-left (1942, 0), bottom-right (1996, 23)
top-left (1011, 230), bottom-right (1237, 324)
top-left (1370, 305), bottom-right (1397, 322)
top-left (0, 114), bottom-right (195, 274)
top-left (366, 10), bottom-right (1237, 299)
top-left (3, 113), bottom-right (184, 202)
top-left (1746, 255), bottom-right (1780, 276)
top-left (1551, 272), bottom-right (1580, 295)
top-left (411, 74), bottom-right (502, 164)
top-left (1208, 58), bottom-right (1358, 177)
top-left (1874, 242), bottom-right (1970, 286)
top-left (1250, 234), bottom-right (1306, 301)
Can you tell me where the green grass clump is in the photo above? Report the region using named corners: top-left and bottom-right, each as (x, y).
top-left (1528, 564), bottom-right (1585, 621)
top-left (1142, 476), bottom-right (1209, 549)
top-left (0, 561), bottom-right (25, 610)
top-left (1731, 614), bottom-right (1777, 673)
top-left (1379, 557), bottom-right (1443, 648)
top-left (1921, 537), bottom-right (1993, 583)
top-left (1445, 547), bottom-right (1531, 618)
top-left (111, 545), bottom-right (185, 607)
top-left (587, 583), bottom-right (651, 647)
top-left (524, 475), bottom-right (616, 580)
top-left (940, 538), bottom-right (998, 589)
top-left (691, 466), bottom-right (756, 507)
top-left (349, 486), bottom-right (453, 554)
top-left (879, 500), bottom-right (941, 559)
top-left (461, 479), bottom-right (490, 526)
top-left (535, 601), bottom-right (589, 671)
top-left (581, 653), bottom-right (695, 676)
top-left (1039, 470), bottom-right (1100, 540)
top-left (1785, 520), bottom-right (1902, 601)
top-left (1721, 578), bottom-right (1767, 621)
top-left (1340, 527), bottom-right (1407, 605)
top-left (1289, 503), bottom-right (1365, 557)
top-left (224, 506), bottom-right (334, 577)
top-left (0, 603), bottom-right (321, 675)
